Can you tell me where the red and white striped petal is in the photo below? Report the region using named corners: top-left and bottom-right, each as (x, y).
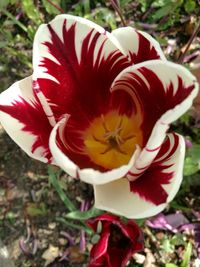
top-left (110, 60), bottom-right (198, 181)
top-left (94, 133), bottom-right (185, 219)
top-left (49, 117), bottom-right (140, 184)
top-left (32, 14), bottom-right (130, 121)
top-left (111, 27), bottom-right (166, 64)
top-left (0, 76), bottom-right (53, 163)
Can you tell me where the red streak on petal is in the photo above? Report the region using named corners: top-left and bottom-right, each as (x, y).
top-left (145, 145), bottom-right (161, 152)
top-left (129, 31), bottom-right (161, 64)
top-left (130, 166), bottom-right (173, 205)
top-left (118, 69), bottom-right (194, 144)
top-left (129, 134), bottom-right (179, 205)
top-left (0, 95), bottom-right (52, 161)
top-left (35, 19), bottom-right (130, 120)
top-left (155, 133), bottom-right (179, 164)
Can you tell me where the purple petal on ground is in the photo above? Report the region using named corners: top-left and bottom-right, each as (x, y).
top-left (147, 212), bottom-right (189, 232)
top-left (179, 223), bottom-right (200, 231)
top-left (80, 201), bottom-right (86, 212)
top-left (19, 239), bottom-right (31, 255)
top-left (59, 249), bottom-right (69, 262)
top-left (84, 200), bottom-right (90, 211)
top-left (165, 213), bottom-right (189, 230)
top-left (60, 231), bottom-right (75, 245)
top-left (80, 229), bottom-right (86, 252)
top-left (146, 213), bottom-right (173, 231)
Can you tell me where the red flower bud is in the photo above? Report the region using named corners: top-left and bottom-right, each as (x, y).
top-left (87, 214), bottom-right (143, 267)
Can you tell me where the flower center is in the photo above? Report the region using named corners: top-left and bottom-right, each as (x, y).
top-left (109, 225), bottom-right (130, 249)
top-left (83, 110), bottom-right (143, 169)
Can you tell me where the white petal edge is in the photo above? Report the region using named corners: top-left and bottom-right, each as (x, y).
top-left (111, 27), bottom-right (166, 61)
top-left (110, 59), bottom-right (199, 179)
top-left (94, 133), bottom-right (185, 219)
top-left (164, 134), bottom-right (185, 203)
top-left (0, 76), bottom-right (49, 163)
top-left (49, 117), bottom-right (141, 184)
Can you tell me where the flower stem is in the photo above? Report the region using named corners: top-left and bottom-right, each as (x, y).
top-left (177, 22), bottom-right (200, 64)
top-left (48, 166), bottom-right (76, 212)
top-left (109, 0), bottom-right (127, 27)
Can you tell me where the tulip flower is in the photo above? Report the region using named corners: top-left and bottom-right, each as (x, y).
top-left (87, 214), bottom-right (143, 267)
top-left (0, 15), bottom-right (198, 218)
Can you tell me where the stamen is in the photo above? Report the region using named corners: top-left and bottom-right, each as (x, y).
top-left (100, 146), bottom-right (112, 154)
top-left (100, 144), bottom-right (127, 155)
top-left (115, 146), bottom-right (127, 155)
top-left (96, 114), bottom-right (131, 154)
top-left (92, 135), bottom-right (108, 145)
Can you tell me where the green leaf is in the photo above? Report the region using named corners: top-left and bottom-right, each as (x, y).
top-left (180, 242), bottom-right (192, 267)
top-left (152, 4), bottom-right (172, 20)
top-left (42, 0), bottom-right (61, 15)
top-left (22, 0), bottom-right (42, 25)
top-left (82, 0), bottom-right (90, 14)
top-left (138, 0), bottom-right (152, 12)
top-left (152, 0), bottom-right (171, 8)
top-left (161, 238), bottom-right (174, 253)
top-left (85, 7), bottom-right (117, 30)
top-left (152, 0), bottom-right (183, 21)
top-left (26, 202), bottom-right (48, 217)
top-left (183, 157), bottom-right (199, 176)
top-left (0, 0), bottom-right (10, 9)
top-left (2, 9), bottom-right (27, 32)
top-left (187, 144), bottom-right (200, 164)
top-left (65, 206), bottom-right (103, 221)
top-left (48, 166), bottom-right (76, 212)
top-left (135, 218), bottom-right (145, 226)
top-left (166, 264), bottom-right (178, 267)
top-left (56, 217), bottom-right (93, 235)
top-left (27, 25), bottom-right (37, 41)
top-left (120, 0), bottom-right (132, 8)
top-left (179, 113), bottom-right (190, 125)
top-left (0, 41), bottom-right (8, 49)
top-left (171, 233), bottom-right (186, 246)
top-left (184, 0), bottom-right (196, 13)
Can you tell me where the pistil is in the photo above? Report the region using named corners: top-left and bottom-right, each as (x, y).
top-left (92, 115), bottom-right (133, 155)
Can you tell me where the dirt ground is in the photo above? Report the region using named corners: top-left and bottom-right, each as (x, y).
top-left (0, 124), bottom-right (92, 267)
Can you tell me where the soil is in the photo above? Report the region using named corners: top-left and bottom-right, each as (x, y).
top-left (0, 125), bottom-right (91, 267)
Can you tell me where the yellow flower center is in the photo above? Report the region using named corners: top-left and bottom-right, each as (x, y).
top-left (83, 110), bottom-right (143, 169)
